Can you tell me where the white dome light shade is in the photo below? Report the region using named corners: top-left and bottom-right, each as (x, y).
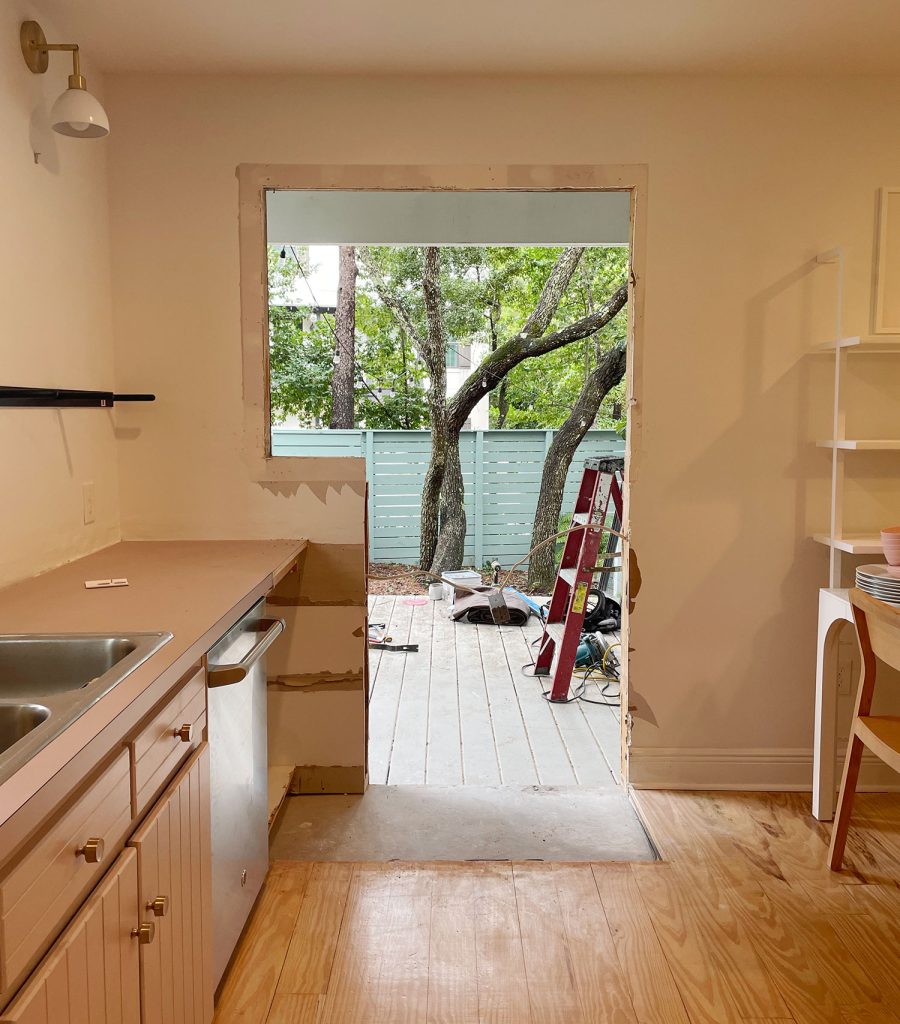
top-left (50, 87), bottom-right (109, 138)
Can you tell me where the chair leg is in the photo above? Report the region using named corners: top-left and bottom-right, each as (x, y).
top-left (828, 732), bottom-right (865, 871)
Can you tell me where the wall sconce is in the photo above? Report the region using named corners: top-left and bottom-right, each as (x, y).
top-left (20, 21), bottom-right (109, 138)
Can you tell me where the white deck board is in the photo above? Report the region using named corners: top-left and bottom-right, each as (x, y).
top-left (425, 603), bottom-right (463, 785)
top-left (455, 621), bottom-right (502, 785)
top-left (367, 596), bottom-right (621, 788)
top-left (367, 594), bottom-right (415, 784)
top-left (386, 599), bottom-right (434, 783)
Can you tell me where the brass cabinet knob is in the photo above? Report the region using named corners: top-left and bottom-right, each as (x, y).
top-left (147, 896), bottom-right (169, 917)
top-left (131, 922), bottom-right (155, 945)
top-left (75, 837), bottom-right (105, 864)
top-left (174, 723), bottom-right (193, 743)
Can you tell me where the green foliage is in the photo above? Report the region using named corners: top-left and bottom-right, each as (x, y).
top-left (269, 305), bottom-right (335, 426)
top-left (267, 243), bottom-right (629, 430)
top-left (497, 247), bottom-right (629, 429)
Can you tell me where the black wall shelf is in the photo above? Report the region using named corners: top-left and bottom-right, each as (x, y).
top-left (0, 386), bottom-right (155, 408)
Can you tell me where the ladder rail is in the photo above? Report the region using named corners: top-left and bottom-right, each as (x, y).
top-left (534, 460), bottom-right (625, 701)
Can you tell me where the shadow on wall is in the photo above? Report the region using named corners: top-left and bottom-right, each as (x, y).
top-left (630, 256), bottom-right (827, 752)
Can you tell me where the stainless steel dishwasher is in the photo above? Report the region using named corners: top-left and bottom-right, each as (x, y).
top-left (207, 599), bottom-right (284, 987)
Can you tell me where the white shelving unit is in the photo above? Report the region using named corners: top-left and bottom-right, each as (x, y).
top-left (813, 247), bottom-right (900, 588)
top-left (811, 247), bottom-right (900, 821)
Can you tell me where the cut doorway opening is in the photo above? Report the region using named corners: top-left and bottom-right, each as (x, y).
top-left (263, 185), bottom-right (654, 861)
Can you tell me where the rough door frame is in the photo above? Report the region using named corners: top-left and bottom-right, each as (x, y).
top-left (237, 162), bottom-right (648, 783)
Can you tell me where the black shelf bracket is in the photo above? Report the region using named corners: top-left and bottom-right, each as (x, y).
top-left (0, 386), bottom-right (156, 408)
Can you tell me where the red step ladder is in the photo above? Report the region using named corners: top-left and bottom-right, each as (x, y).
top-left (534, 457), bottom-right (624, 702)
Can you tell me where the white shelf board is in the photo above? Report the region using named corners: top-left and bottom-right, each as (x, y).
top-left (816, 335), bottom-right (900, 353)
top-left (813, 533), bottom-right (884, 555)
top-left (817, 439), bottom-right (900, 450)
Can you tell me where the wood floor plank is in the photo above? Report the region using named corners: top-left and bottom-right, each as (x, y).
top-left (455, 621), bottom-right (501, 786)
top-left (716, 870), bottom-right (845, 1024)
top-left (277, 863), bottom-right (354, 996)
top-left (665, 861), bottom-right (790, 1019)
top-left (592, 864), bottom-right (692, 1024)
top-left (828, 909), bottom-right (900, 1016)
top-left (214, 862), bottom-right (312, 1024)
top-left (472, 864), bottom-right (532, 1024)
top-left (513, 862), bottom-right (585, 1023)
top-left (427, 867), bottom-right (479, 1024)
top-left (841, 1005), bottom-right (900, 1024)
top-left (426, 603), bottom-right (464, 786)
top-left (631, 862), bottom-right (745, 1024)
top-left (551, 864), bottom-right (640, 1024)
top-left (318, 883), bottom-right (431, 1024)
top-left (266, 993), bottom-right (324, 1024)
top-left (756, 880), bottom-right (880, 1008)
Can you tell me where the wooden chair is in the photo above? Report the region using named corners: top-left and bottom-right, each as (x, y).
top-left (828, 587), bottom-right (900, 870)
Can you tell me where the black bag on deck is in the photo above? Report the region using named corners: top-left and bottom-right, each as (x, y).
top-left (582, 590), bottom-right (621, 634)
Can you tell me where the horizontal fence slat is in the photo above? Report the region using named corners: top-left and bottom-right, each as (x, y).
top-left (273, 427), bottom-right (623, 566)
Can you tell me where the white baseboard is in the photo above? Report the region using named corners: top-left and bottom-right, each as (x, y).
top-left (629, 746), bottom-right (900, 792)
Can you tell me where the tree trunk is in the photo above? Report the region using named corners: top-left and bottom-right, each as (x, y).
top-left (431, 430), bottom-right (467, 573)
top-left (418, 247), bottom-right (450, 569)
top-left (329, 246), bottom-right (357, 429)
top-left (527, 342), bottom-right (627, 591)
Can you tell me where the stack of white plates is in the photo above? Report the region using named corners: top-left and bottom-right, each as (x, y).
top-left (856, 564), bottom-right (900, 605)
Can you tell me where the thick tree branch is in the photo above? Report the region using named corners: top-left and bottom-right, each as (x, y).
top-left (527, 340), bottom-right (627, 590)
top-left (447, 282), bottom-right (628, 433)
top-left (521, 246), bottom-right (584, 338)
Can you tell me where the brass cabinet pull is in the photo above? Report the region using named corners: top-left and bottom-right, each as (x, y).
top-left (147, 895), bottom-right (169, 917)
top-left (131, 922), bottom-right (155, 944)
top-left (75, 837), bottom-right (105, 864)
top-left (173, 723), bottom-right (193, 743)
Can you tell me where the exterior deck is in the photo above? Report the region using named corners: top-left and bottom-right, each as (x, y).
top-left (367, 595), bottom-right (622, 787)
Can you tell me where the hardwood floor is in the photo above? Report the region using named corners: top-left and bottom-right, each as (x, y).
top-left (214, 790), bottom-right (900, 1024)
top-left (368, 594), bottom-right (622, 787)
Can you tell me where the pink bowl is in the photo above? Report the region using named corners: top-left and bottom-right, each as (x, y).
top-left (882, 527), bottom-right (900, 566)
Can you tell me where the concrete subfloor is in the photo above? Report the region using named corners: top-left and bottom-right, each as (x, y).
top-left (269, 784), bottom-right (657, 862)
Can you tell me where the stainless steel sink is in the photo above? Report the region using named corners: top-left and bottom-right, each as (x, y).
top-left (0, 635), bottom-right (145, 697)
top-left (0, 703), bottom-right (51, 755)
top-left (0, 632), bottom-right (171, 785)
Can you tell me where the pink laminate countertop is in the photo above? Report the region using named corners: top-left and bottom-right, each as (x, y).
top-left (0, 539), bottom-right (306, 825)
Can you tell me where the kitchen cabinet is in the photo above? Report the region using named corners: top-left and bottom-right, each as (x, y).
top-left (0, 849), bottom-right (141, 1024)
top-left (0, 750), bottom-right (132, 997)
top-left (129, 743), bottom-right (213, 1024)
top-left (0, 747), bottom-right (214, 1024)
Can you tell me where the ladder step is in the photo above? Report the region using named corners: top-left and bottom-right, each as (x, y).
top-left (559, 567), bottom-right (578, 585)
top-left (572, 512), bottom-right (589, 524)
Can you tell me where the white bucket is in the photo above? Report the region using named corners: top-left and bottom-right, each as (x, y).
top-left (428, 582), bottom-right (444, 601)
top-left (441, 570), bottom-right (482, 612)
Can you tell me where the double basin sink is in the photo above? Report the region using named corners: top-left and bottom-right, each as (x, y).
top-left (0, 633), bottom-right (171, 785)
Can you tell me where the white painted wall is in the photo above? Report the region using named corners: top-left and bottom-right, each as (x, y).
top-left (102, 72), bottom-right (900, 787)
top-left (0, 3), bottom-right (119, 588)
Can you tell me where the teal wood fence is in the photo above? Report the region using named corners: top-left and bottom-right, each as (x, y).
top-left (271, 428), bottom-right (625, 566)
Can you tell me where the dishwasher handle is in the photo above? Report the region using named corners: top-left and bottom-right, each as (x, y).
top-left (207, 617), bottom-right (285, 688)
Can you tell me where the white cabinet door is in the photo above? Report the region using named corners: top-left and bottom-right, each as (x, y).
top-left (0, 849), bottom-right (141, 1024)
top-left (128, 743), bottom-right (213, 1024)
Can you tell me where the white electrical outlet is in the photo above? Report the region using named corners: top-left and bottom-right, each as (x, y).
top-left (82, 482), bottom-right (96, 525)
top-left (837, 639), bottom-right (855, 696)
